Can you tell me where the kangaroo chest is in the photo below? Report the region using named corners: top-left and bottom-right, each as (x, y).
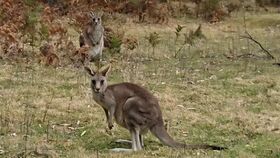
top-left (92, 92), bottom-right (108, 109)
top-left (92, 92), bottom-right (124, 125)
top-left (92, 90), bottom-right (129, 129)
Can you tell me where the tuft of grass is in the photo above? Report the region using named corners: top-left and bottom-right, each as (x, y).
top-left (145, 32), bottom-right (161, 57)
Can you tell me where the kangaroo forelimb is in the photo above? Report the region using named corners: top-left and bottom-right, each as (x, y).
top-left (103, 108), bottom-right (113, 129)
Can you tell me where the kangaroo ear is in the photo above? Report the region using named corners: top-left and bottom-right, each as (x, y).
top-left (100, 65), bottom-right (111, 76)
top-left (84, 66), bottom-right (95, 76)
top-left (88, 11), bottom-right (95, 18)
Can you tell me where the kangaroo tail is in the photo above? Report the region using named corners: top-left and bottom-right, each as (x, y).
top-left (150, 123), bottom-right (226, 150)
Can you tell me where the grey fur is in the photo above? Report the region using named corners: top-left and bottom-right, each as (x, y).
top-left (82, 11), bottom-right (104, 62)
top-left (85, 66), bottom-right (226, 151)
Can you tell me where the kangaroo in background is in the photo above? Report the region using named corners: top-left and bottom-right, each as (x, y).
top-left (80, 11), bottom-right (104, 63)
top-left (85, 65), bottom-right (226, 151)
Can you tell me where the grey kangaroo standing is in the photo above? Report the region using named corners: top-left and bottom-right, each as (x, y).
top-left (80, 11), bottom-right (104, 62)
top-left (85, 65), bottom-right (226, 152)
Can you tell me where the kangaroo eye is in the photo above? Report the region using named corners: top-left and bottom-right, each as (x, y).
top-left (92, 18), bottom-right (95, 21)
top-left (92, 80), bottom-right (96, 85)
top-left (100, 80), bottom-right (104, 85)
top-left (97, 18), bottom-right (100, 21)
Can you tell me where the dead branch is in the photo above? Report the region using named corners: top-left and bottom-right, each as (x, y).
top-left (273, 63), bottom-right (280, 67)
top-left (240, 31), bottom-right (275, 59)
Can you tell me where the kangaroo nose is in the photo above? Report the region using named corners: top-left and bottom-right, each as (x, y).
top-left (96, 88), bottom-right (100, 92)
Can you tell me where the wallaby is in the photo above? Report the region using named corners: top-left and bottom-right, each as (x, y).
top-left (80, 11), bottom-right (104, 63)
top-left (85, 65), bottom-right (226, 152)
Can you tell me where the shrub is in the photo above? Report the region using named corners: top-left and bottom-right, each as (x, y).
top-left (109, 35), bottom-right (123, 54)
top-left (256, 0), bottom-right (280, 7)
top-left (145, 32), bottom-right (160, 56)
top-left (201, 0), bottom-right (221, 20)
top-left (104, 27), bottom-right (124, 54)
top-left (226, 0), bottom-right (242, 14)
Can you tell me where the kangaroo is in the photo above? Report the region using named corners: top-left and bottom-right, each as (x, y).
top-left (85, 65), bottom-right (226, 152)
top-left (80, 11), bottom-right (104, 63)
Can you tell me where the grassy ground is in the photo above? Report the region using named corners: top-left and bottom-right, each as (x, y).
top-left (1, 12), bottom-right (280, 158)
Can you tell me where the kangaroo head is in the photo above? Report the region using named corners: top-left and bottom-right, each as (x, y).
top-left (89, 11), bottom-right (103, 26)
top-left (85, 65), bottom-right (111, 94)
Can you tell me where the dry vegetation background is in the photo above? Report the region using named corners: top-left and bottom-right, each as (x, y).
top-left (1, 0), bottom-right (280, 157)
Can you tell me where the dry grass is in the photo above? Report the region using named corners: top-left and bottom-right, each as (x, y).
top-left (1, 11), bottom-right (280, 158)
